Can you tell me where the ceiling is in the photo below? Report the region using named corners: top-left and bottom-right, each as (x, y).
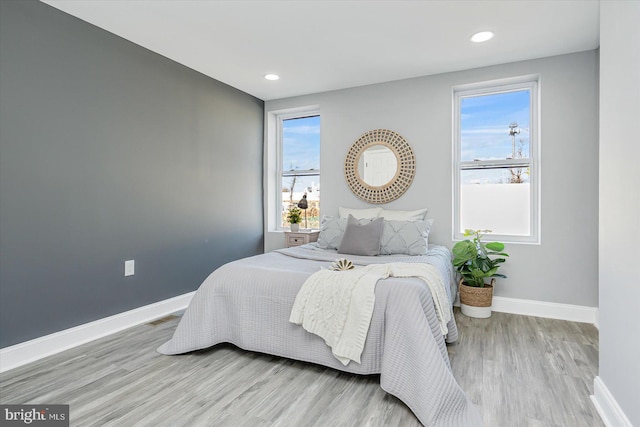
top-left (41, 0), bottom-right (600, 101)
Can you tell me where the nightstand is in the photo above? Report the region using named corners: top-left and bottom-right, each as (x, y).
top-left (284, 230), bottom-right (320, 248)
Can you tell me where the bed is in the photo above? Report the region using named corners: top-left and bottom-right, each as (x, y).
top-left (158, 241), bottom-right (482, 427)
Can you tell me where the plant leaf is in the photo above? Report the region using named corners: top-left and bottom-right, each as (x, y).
top-left (486, 251), bottom-right (509, 257)
top-left (485, 242), bottom-right (505, 251)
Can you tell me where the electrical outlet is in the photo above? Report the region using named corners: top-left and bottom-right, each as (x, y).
top-left (124, 260), bottom-right (135, 277)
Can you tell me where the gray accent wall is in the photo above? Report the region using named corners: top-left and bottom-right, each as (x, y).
top-left (265, 51), bottom-right (599, 308)
top-left (0, 0), bottom-right (264, 348)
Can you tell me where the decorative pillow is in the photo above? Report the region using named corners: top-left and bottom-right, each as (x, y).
top-left (379, 219), bottom-right (433, 256)
top-left (338, 215), bottom-right (384, 256)
top-left (378, 208), bottom-right (428, 221)
top-left (316, 216), bottom-right (348, 249)
top-left (338, 206), bottom-right (382, 219)
top-left (317, 216), bottom-right (379, 250)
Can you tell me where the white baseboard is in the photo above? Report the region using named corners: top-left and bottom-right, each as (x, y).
top-left (0, 292), bottom-right (195, 373)
top-left (491, 296), bottom-right (597, 324)
top-left (591, 376), bottom-right (633, 427)
top-left (454, 293), bottom-right (598, 324)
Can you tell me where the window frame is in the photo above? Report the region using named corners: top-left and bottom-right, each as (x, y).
top-left (452, 76), bottom-right (540, 244)
top-left (275, 110), bottom-right (320, 230)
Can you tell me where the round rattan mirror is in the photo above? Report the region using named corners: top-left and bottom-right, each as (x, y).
top-left (344, 129), bottom-right (416, 204)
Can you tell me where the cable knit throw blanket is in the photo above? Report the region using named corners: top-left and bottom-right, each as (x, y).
top-left (289, 262), bottom-right (451, 365)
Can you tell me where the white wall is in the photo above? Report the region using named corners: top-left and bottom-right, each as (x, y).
top-left (265, 51), bottom-right (599, 307)
top-left (597, 1), bottom-right (640, 425)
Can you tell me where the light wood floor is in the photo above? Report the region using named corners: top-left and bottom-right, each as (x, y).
top-left (0, 309), bottom-right (602, 427)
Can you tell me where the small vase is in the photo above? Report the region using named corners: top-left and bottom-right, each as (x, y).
top-left (290, 223), bottom-right (300, 232)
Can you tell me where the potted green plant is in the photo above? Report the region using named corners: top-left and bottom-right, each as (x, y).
top-left (287, 206), bottom-right (302, 232)
top-left (452, 229), bottom-right (509, 318)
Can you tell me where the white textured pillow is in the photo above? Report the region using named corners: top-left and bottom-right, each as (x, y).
top-left (378, 208), bottom-right (428, 221)
top-left (379, 219), bottom-right (433, 256)
top-left (338, 206), bottom-right (382, 219)
top-left (316, 216), bottom-right (346, 249)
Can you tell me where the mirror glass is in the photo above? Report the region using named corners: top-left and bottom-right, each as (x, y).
top-left (357, 145), bottom-right (398, 187)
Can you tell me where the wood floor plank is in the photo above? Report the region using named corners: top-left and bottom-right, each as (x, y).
top-left (0, 309), bottom-right (603, 426)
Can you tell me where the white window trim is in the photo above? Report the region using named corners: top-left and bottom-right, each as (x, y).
top-left (265, 106), bottom-right (320, 232)
top-left (452, 75), bottom-right (540, 244)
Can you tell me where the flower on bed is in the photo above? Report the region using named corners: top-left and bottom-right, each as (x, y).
top-left (331, 258), bottom-right (355, 271)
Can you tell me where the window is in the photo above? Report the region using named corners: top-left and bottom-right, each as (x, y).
top-left (453, 77), bottom-right (539, 243)
top-left (278, 113), bottom-right (320, 229)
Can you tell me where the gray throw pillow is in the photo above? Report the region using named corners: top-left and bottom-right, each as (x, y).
top-left (317, 215), bottom-right (372, 249)
top-left (337, 215), bottom-right (384, 256)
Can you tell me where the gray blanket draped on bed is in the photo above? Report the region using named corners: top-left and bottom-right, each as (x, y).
top-left (158, 244), bottom-right (482, 427)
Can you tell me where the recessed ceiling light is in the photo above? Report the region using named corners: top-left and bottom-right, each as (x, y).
top-left (470, 31), bottom-right (495, 43)
top-left (264, 74), bottom-right (280, 81)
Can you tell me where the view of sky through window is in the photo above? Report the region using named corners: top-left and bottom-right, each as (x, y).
top-left (461, 90), bottom-right (530, 160)
top-left (282, 116), bottom-right (320, 171)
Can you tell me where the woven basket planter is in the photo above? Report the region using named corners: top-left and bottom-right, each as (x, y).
top-left (459, 278), bottom-right (494, 318)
